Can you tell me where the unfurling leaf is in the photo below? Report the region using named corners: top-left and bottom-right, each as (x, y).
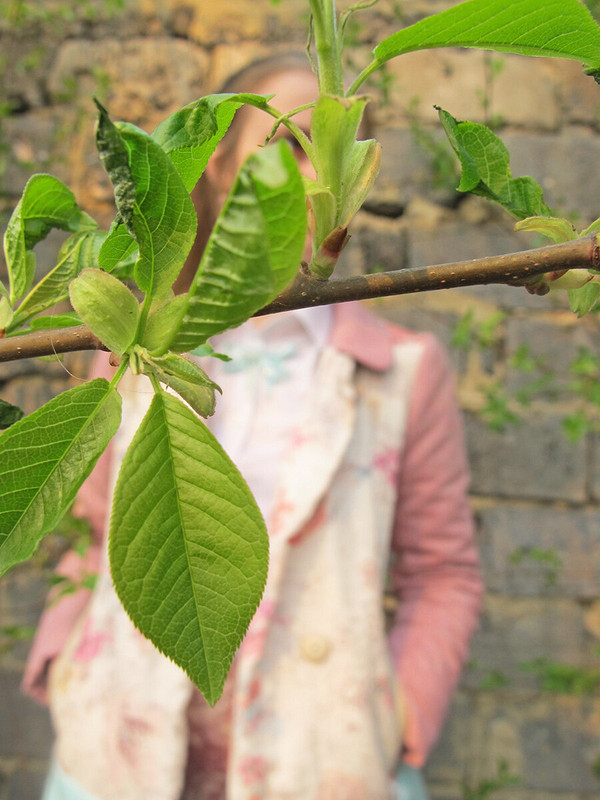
top-left (438, 107), bottom-right (552, 220)
top-left (69, 268), bottom-right (139, 355)
top-left (95, 100), bottom-right (137, 234)
top-left (96, 104), bottom-right (197, 298)
top-left (0, 379), bottom-right (121, 576)
top-left (515, 217), bottom-right (577, 244)
top-left (307, 95), bottom-right (380, 278)
top-left (110, 390), bottom-right (268, 704)
top-left (141, 352), bottom-right (220, 418)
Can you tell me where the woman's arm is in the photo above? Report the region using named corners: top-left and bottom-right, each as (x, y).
top-left (388, 334), bottom-right (483, 767)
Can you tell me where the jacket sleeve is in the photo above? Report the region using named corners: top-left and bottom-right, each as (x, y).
top-left (22, 351), bottom-right (114, 704)
top-left (387, 334), bottom-right (483, 767)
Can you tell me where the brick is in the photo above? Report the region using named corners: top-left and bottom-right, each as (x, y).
top-left (505, 315), bottom-right (600, 400)
top-left (375, 300), bottom-right (468, 375)
top-left (476, 504), bottom-right (600, 599)
top-left (0, 375), bottom-right (72, 417)
top-left (369, 127), bottom-right (460, 209)
top-left (0, 563), bottom-right (51, 666)
top-left (128, 0), bottom-right (309, 44)
top-left (384, 50), bottom-right (559, 130)
top-left (465, 596), bottom-right (595, 691)
top-left (587, 433), bottom-right (600, 503)
top-left (6, 763), bottom-right (48, 800)
top-left (553, 60), bottom-right (600, 130)
top-left (2, 111), bottom-right (65, 199)
top-left (430, 692), bottom-right (600, 796)
top-left (48, 38), bottom-right (210, 127)
top-left (502, 131), bottom-right (600, 222)
top-left (465, 412), bottom-right (587, 502)
top-left (0, 670), bottom-right (53, 759)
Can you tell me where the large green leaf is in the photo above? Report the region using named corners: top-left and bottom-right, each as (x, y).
top-left (438, 107), bottom-right (552, 220)
top-left (152, 92), bottom-right (270, 192)
top-left (372, 0), bottom-right (600, 70)
top-left (167, 140), bottom-right (306, 353)
top-left (3, 174), bottom-right (97, 304)
top-left (109, 390), bottom-right (267, 704)
top-left (96, 108), bottom-right (197, 298)
top-left (10, 230), bottom-right (107, 331)
top-left (0, 379), bottom-right (121, 577)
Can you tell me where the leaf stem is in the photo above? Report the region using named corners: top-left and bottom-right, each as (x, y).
top-left (347, 59), bottom-right (381, 96)
top-left (110, 357), bottom-right (130, 389)
top-left (262, 103), bottom-right (315, 161)
top-left (147, 372), bottom-right (162, 394)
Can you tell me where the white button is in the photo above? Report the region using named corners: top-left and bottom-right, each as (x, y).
top-left (299, 634), bottom-right (331, 663)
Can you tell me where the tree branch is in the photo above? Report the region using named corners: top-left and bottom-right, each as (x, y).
top-left (0, 326), bottom-right (105, 363)
top-left (259, 235), bottom-right (600, 315)
top-left (1, 236), bottom-right (598, 363)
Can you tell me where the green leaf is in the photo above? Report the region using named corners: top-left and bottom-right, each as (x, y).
top-left (169, 140), bottom-right (306, 352)
top-left (438, 107), bottom-right (552, 219)
top-left (0, 297), bottom-right (13, 331)
top-left (10, 230), bottom-right (107, 331)
top-left (0, 379), bottom-right (121, 576)
top-left (141, 351), bottom-right (220, 418)
top-left (311, 95), bottom-right (368, 205)
top-left (97, 222), bottom-right (139, 277)
top-left (0, 399), bottom-right (24, 430)
top-left (116, 122), bottom-right (198, 298)
top-left (372, 0), bottom-right (600, 70)
top-left (188, 342), bottom-right (231, 361)
top-left (152, 93), bottom-right (271, 192)
top-left (109, 390), bottom-right (267, 704)
top-left (3, 174), bottom-right (97, 304)
top-left (29, 313), bottom-right (82, 330)
top-left (580, 218), bottom-right (600, 236)
top-left (515, 216), bottom-right (577, 243)
top-left (69, 268), bottom-right (139, 355)
top-left (140, 292), bottom-right (188, 354)
top-left (569, 281), bottom-right (600, 317)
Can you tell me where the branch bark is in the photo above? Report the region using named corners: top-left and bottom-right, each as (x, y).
top-left (1, 235), bottom-right (598, 363)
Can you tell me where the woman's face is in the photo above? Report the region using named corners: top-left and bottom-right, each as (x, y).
top-left (211, 68), bottom-right (318, 194)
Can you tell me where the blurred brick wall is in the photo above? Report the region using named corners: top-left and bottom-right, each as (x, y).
top-left (1, 1), bottom-right (600, 798)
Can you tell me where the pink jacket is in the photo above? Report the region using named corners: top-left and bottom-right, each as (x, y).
top-left (23, 303), bottom-right (483, 798)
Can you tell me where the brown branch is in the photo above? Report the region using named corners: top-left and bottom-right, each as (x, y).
top-left (0, 326), bottom-right (105, 363)
top-left (1, 236), bottom-right (598, 363)
top-left (258, 235), bottom-right (600, 315)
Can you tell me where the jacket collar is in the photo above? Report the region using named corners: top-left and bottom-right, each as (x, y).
top-left (330, 302), bottom-right (396, 371)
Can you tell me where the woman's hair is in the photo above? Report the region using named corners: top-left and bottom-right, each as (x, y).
top-left (174, 52), bottom-right (314, 293)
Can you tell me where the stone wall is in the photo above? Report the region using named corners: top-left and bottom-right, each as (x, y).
top-left (1, 1), bottom-right (600, 798)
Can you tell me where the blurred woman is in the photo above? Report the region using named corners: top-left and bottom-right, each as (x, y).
top-left (25, 53), bottom-right (483, 800)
